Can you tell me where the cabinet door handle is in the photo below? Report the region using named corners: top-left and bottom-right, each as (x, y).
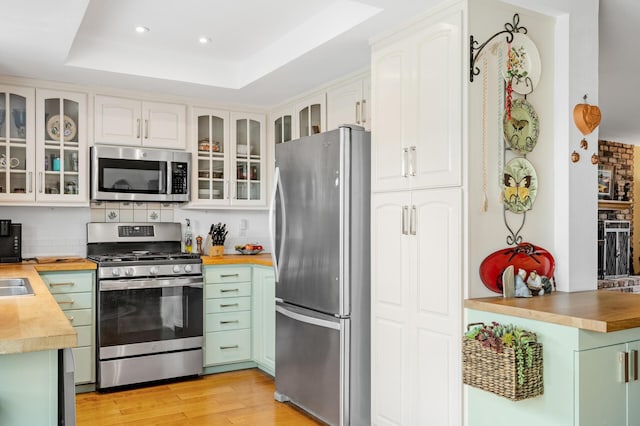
top-left (361, 99), bottom-right (367, 124)
top-left (220, 273), bottom-right (239, 278)
top-left (67, 316), bottom-right (75, 322)
top-left (220, 303), bottom-right (239, 308)
top-left (355, 101), bottom-right (361, 124)
top-left (410, 205), bottom-right (417, 235)
top-left (58, 300), bottom-right (75, 305)
top-left (49, 282), bottom-right (75, 287)
top-left (620, 351), bottom-right (630, 383)
top-left (220, 320), bottom-right (240, 324)
top-left (409, 146), bottom-right (417, 176)
top-left (402, 205), bottom-right (409, 235)
top-left (220, 345), bottom-right (239, 350)
top-left (144, 119), bottom-right (149, 139)
top-left (402, 148), bottom-right (409, 177)
top-left (220, 288), bottom-right (239, 293)
top-left (633, 350), bottom-right (639, 381)
top-left (136, 119), bottom-right (141, 138)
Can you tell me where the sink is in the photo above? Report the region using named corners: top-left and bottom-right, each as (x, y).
top-left (0, 278), bottom-right (34, 297)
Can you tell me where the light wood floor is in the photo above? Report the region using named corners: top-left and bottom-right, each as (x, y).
top-left (76, 368), bottom-right (322, 425)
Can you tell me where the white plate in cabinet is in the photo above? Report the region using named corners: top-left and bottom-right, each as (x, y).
top-left (41, 272), bottom-right (93, 293)
top-left (205, 296), bottom-right (251, 313)
top-left (206, 311), bottom-right (251, 332)
top-left (206, 282), bottom-right (251, 299)
top-left (206, 329), bottom-right (251, 364)
top-left (205, 267), bottom-right (251, 283)
top-left (53, 292), bottom-right (93, 310)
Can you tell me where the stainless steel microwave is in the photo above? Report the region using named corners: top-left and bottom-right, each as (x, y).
top-left (90, 145), bottom-right (191, 202)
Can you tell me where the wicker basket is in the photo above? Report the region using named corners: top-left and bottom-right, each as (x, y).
top-left (462, 338), bottom-right (544, 401)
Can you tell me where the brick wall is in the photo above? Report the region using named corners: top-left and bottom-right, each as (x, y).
top-left (598, 140), bottom-right (634, 275)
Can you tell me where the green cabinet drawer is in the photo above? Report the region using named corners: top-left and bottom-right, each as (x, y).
top-left (205, 329), bottom-right (251, 365)
top-left (75, 325), bottom-right (92, 347)
top-left (53, 292), bottom-right (92, 310)
top-left (205, 266), bottom-right (251, 284)
top-left (206, 282), bottom-right (251, 298)
top-left (40, 271), bottom-right (94, 294)
top-left (73, 346), bottom-right (93, 384)
top-left (206, 311), bottom-right (251, 332)
top-left (205, 296), bottom-right (251, 313)
top-left (64, 308), bottom-right (92, 327)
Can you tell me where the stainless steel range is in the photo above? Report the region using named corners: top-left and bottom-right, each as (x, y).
top-left (87, 222), bottom-right (203, 390)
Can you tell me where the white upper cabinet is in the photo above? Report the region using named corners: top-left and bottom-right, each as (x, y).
top-left (230, 112), bottom-right (267, 207)
top-left (294, 92), bottom-right (325, 139)
top-left (326, 75), bottom-right (370, 131)
top-left (270, 106), bottom-right (294, 145)
top-left (371, 12), bottom-right (461, 192)
top-left (94, 95), bottom-right (186, 149)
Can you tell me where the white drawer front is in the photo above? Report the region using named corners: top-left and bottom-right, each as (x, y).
top-left (75, 325), bottom-right (93, 347)
top-left (206, 311), bottom-right (251, 332)
top-left (205, 329), bottom-right (251, 365)
top-left (205, 267), bottom-right (251, 284)
top-left (54, 292), bottom-right (93, 310)
top-left (206, 296), bottom-right (251, 313)
top-left (64, 309), bottom-right (92, 327)
top-left (206, 282), bottom-right (251, 298)
top-left (41, 272), bottom-right (94, 294)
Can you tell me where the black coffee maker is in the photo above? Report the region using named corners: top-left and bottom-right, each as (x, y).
top-left (0, 219), bottom-right (22, 263)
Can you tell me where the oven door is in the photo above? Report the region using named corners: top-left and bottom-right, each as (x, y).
top-left (98, 276), bottom-right (203, 360)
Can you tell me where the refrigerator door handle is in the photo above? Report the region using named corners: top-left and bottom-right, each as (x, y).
top-left (269, 167), bottom-right (285, 282)
top-left (276, 305), bottom-right (341, 330)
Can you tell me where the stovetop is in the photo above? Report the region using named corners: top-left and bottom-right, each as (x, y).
top-left (88, 251), bottom-right (201, 263)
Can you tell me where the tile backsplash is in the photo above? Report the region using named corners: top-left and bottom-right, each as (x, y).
top-left (90, 201), bottom-right (175, 223)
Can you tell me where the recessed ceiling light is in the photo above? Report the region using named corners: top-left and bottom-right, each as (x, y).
top-left (199, 36), bottom-right (212, 44)
top-left (135, 26), bottom-right (150, 34)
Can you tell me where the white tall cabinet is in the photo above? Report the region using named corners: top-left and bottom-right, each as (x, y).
top-left (370, 3), bottom-right (464, 425)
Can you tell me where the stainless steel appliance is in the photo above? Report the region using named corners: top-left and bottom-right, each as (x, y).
top-left (87, 222), bottom-right (203, 390)
top-left (270, 125), bottom-right (371, 426)
top-left (0, 220), bottom-right (21, 263)
top-left (58, 348), bottom-right (76, 425)
top-left (90, 145), bottom-right (191, 202)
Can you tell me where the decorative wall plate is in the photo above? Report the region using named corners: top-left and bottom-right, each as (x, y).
top-left (500, 33), bottom-right (541, 94)
top-left (47, 114), bottom-right (77, 141)
top-left (503, 98), bottom-right (539, 154)
top-left (502, 157), bottom-right (538, 213)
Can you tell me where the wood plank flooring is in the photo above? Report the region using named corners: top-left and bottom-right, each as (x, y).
top-left (76, 368), bottom-right (322, 425)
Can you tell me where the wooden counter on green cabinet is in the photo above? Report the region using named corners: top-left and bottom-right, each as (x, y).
top-left (201, 253), bottom-right (273, 267)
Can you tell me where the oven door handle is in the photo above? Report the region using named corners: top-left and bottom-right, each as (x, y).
top-left (99, 276), bottom-right (203, 291)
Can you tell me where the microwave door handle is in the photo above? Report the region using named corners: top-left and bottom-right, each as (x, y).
top-left (164, 164), bottom-right (170, 194)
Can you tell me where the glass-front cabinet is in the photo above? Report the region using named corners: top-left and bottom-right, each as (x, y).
top-left (36, 89), bottom-right (86, 202)
top-left (0, 85), bottom-right (35, 201)
top-left (232, 112), bottom-right (265, 206)
top-left (192, 109), bottom-right (266, 207)
top-left (272, 109), bottom-right (293, 145)
top-left (295, 93), bottom-right (325, 139)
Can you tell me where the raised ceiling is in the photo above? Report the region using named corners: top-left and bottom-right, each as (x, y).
top-left (0, 0), bottom-right (439, 107)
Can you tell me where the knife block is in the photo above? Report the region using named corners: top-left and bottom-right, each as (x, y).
top-left (210, 245), bottom-right (224, 256)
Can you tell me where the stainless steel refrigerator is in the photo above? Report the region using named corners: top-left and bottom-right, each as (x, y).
top-left (269, 125), bottom-right (370, 426)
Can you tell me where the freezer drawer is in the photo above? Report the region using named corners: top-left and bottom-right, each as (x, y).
top-left (275, 303), bottom-right (347, 426)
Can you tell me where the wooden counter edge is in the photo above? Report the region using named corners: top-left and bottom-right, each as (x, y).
top-left (201, 253), bottom-right (273, 267)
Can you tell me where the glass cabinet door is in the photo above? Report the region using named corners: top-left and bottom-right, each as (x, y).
top-left (298, 103), bottom-right (322, 138)
top-left (274, 113), bottom-right (292, 144)
top-left (233, 113), bottom-right (264, 204)
top-left (196, 111), bottom-right (228, 202)
top-left (41, 96), bottom-right (80, 197)
top-left (0, 87), bottom-right (34, 199)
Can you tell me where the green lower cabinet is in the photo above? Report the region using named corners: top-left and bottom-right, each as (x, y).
top-left (252, 266), bottom-right (275, 376)
top-left (466, 309), bottom-right (640, 426)
top-left (0, 350), bottom-right (58, 425)
top-left (40, 270), bottom-right (96, 385)
top-left (202, 264), bottom-right (275, 376)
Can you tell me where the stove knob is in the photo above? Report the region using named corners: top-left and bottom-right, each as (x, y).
top-left (125, 268), bottom-right (134, 276)
top-left (185, 264), bottom-right (193, 273)
top-left (173, 265), bottom-right (181, 273)
top-left (111, 268), bottom-right (120, 277)
top-left (149, 266), bottom-right (159, 275)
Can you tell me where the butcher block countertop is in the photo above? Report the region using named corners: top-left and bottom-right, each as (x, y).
top-left (201, 253), bottom-right (273, 267)
top-left (465, 290), bottom-right (640, 333)
top-left (0, 259), bottom-right (96, 355)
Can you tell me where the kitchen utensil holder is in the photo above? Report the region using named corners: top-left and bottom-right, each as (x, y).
top-left (462, 335), bottom-right (543, 401)
top-left (210, 245), bottom-right (224, 257)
